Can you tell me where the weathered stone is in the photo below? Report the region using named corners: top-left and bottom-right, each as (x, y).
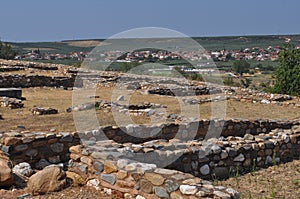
top-left (182, 178), bottom-right (201, 185)
top-left (69, 145), bottom-right (82, 154)
top-left (104, 161), bottom-right (118, 174)
top-left (101, 174), bottom-right (116, 185)
top-left (179, 185), bottom-right (197, 195)
top-left (117, 159), bottom-right (130, 169)
top-left (48, 156), bottom-right (61, 164)
top-left (200, 164), bottom-right (210, 175)
top-left (226, 188), bottom-right (240, 198)
top-left (4, 137), bottom-right (21, 146)
top-left (13, 162), bottom-right (33, 177)
top-left (144, 172), bottom-right (165, 186)
top-left (35, 159), bottom-right (51, 170)
top-left (80, 156), bottom-right (93, 166)
top-left (214, 167), bottom-right (229, 179)
top-left (170, 192), bottom-right (183, 199)
top-left (86, 179), bottom-right (100, 189)
top-left (136, 195), bottom-right (146, 199)
top-left (226, 147), bottom-right (237, 157)
top-left (165, 179), bottom-right (179, 193)
top-left (93, 161), bottom-right (104, 172)
top-left (25, 149), bottom-right (38, 157)
top-left (70, 153), bottom-right (81, 161)
top-left (233, 154), bottom-right (245, 162)
top-left (60, 133), bottom-right (73, 142)
top-left (50, 142), bottom-right (64, 153)
top-left (220, 150), bottom-right (228, 159)
top-left (14, 144), bottom-right (28, 152)
top-left (213, 190), bottom-right (231, 199)
top-left (196, 190), bottom-right (207, 197)
top-left (77, 163), bottom-right (88, 174)
top-left (27, 166), bottom-right (66, 195)
top-left (116, 170), bottom-right (128, 179)
top-left (66, 171), bottom-right (85, 186)
top-left (211, 145), bottom-right (222, 154)
top-left (125, 163), bottom-right (137, 171)
top-left (154, 187), bottom-right (169, 198)
top-left (0, 155), bottom-right (13, 187)
top-left (139, 179), bottom-right (153, 194)
top-left (91, 151), bottom-right (107, 159)
top-left (171, 173), bottom-right (192, 181)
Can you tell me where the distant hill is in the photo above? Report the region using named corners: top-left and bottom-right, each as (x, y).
top-left (8, 34), bottom-right (300, 54)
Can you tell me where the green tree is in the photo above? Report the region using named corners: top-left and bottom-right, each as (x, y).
top-left (0, 40), bottom-right (17, 60)
top-left (272, 44), bottom-right (300, 95)
top-left (232, 60), bottom-right (250, 76)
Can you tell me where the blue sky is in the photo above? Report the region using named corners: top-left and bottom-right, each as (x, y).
top-left (1, 0), bottom-right (299, 42)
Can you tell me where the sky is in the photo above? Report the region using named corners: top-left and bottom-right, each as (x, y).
top-left (1, 0), bottom-right (299, 42)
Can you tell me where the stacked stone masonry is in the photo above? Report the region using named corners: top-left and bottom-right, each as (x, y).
top-left (0, 119), bottom-right (299, 198)
top-left (0, 75), bottom-right (82, 88)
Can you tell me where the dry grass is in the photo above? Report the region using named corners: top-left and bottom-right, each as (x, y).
top-left (216, 160), bottom-right (300, 199)
top-left (0, 87), bottom-right (300, 132)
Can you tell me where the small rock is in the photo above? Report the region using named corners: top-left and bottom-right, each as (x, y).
top-left (170, 192), bottom-right (183, 199)
top-left (179, 185), bottom-right (198, 195)
top-left (233, 154), bottom-right (245, 162)
top-left (86, 179), bottom-right (100, 189)
top-left (104, 161), bottom-right (118, 174)
top-left (125, 163), bottom-right (137, 171)
top-left (50, 143), bottom-right (64, 153)
top-left (139, 179), bottom-right (153, 194)
top-left (136, 195), bottom-right (145, 199)
top-left (116, 170), bottom-right (128, 179)
top-left (226, 188), bottom-right (240, 198)
top-left (165, 179), bottom-right (179, 193)
top-left (66, 171), bottom-right (85, 186)
top-left (200, 164), bottom-right (210, 175)
top-left (117, 159), bottom-right (130, 169)
top-left (35, 159), bottom-right (51, 170)
top-left (213, 190), bottom-right (231, 199)
top-left (144, 172), bottom-right (165, 186)
top-left (153, 187), bottom-right (169, 198)
top-left (93, 161), bottom-right (104, 172)
top-left (13, 162), bottom-right (33, 177)
top-left (101, 174), bottom-right (116, 185)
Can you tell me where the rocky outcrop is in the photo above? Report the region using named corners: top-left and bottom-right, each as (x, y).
top-left (26, 165), bottom-right (66, 195)
top-left (0, 151), bottom-right (13, 187)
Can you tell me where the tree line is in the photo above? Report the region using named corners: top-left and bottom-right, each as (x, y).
top-left (0, 40), bottom-right (17, 60)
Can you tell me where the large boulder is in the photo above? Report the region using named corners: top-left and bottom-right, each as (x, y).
top-left (0, 152), bottom-right (13, 187)
top-left (27, 165), bottom-right (66, 195)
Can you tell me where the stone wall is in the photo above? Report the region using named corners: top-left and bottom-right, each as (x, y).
top-left (67, 125), bottom-right (299, 198)
top-left (78, 119), bottom-right (300, 144)
top-left (0, 75), bottom-right (82, 88)
top-left (0, 131), bottom-right (80, 168)
top-left (68, 145), bottom-right (240, 198)
top-left (0, 119), bottom-right (299, 198)
top-left (166, 125), bottom-right (300, 180)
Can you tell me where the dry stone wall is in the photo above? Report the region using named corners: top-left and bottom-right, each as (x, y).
top-left (0, 131), bottom-right (80, 167)
top-left (0, 75), bottom-right (82, 88)
top-left (0, 119), bottom-right (299, 198)
top-left (78, 119), bottom-right (300, 144)
top-left (68, 145), bottom-right (240, 198)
